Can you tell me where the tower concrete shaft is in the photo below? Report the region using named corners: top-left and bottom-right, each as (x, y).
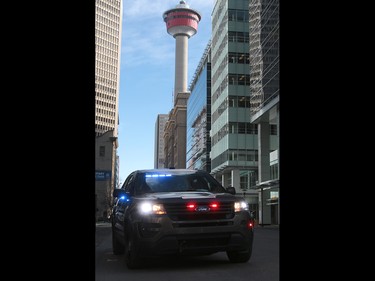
top-left (175, 35), bottom-right (188, 94)
top-left (163, 1), bottom-right (201, 98)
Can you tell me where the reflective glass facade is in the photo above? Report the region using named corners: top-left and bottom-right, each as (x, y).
top-left (186, 42), bottom-right (211, 171)
top-left (249, 0), bottom-right (279, 114)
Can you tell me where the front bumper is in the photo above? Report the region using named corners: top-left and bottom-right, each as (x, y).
top-left (132, 213), bottom-right (254, 257)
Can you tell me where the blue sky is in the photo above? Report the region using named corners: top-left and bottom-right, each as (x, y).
top-left (117, 0), bottom-right (215, 184)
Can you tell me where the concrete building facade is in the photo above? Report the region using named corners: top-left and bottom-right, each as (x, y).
top-left (95, 0), bottom-right (123, 221)
top-left (95, 130), bottom-right (118, 221)
top-left (154, 114), bottom-right (169, 168)
top-left (163, 92), bottom-right (190, 169)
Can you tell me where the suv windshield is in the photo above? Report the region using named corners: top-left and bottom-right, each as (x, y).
top-left (136, 171), bottom-right (226, 194)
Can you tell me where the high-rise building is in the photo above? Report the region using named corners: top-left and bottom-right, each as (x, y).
top-left (154, 114), bottom-right (168, 169)
top-left (187, 41), bottom-right (212, 172)
top-left (162, 1), bottom-right (201, 169)
top-left (249, 0), bottom-right (279, 225)
top-left (210, 0), bottom-right (278, 216)
top-left (95, 0), bottom-right (123, 221)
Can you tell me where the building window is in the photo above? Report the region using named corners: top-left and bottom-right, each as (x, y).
top-left (270, 124), bottom-right (278, 135)
top-left (99, 146), bottom-right (105, 157)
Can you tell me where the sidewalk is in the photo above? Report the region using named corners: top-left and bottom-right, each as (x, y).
top-left (256, 224), bottom-right (279, 229)
top-left (96, 221), bottom-right (111, 227)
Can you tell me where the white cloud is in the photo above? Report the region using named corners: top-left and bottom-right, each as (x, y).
top-left (121, 24), bottom-right (174, 67)
top-left (123, 0), bottom-right (215, 20)
top-left (121, 0), bottom-right (214, 69)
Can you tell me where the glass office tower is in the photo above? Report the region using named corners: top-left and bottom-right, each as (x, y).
top-left (186, 41), bottom-right (211, 172)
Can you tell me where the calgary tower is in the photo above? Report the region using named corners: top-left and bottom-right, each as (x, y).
top-left (163, 1), bottom-right (201, 97)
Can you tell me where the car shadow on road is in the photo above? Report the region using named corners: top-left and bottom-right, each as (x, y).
top-left (115, 253), bottom-right (250, 271)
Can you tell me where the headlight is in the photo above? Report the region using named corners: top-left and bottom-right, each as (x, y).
top-left (139, 202), bottom-right (166, 215)
top-left (234, 201), bottom-right (248, 212)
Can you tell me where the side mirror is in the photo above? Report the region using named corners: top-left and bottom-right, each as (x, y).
top-left (226, 186), bottom-right (236, 195)
top-left (113, 188), bottom-right (127, 198)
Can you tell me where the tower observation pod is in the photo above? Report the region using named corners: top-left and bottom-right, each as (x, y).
top-left (163, 1), bottom-right (201, 96)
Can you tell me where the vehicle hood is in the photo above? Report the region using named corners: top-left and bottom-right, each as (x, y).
top-left (141, 191), bottom-right (234, 200)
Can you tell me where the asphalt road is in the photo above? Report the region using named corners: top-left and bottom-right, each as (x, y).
top-left (95, 223), bottom-right (279, 281)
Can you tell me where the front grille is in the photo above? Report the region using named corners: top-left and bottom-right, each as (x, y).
top-left (164, 201), bottom-right (235, 222)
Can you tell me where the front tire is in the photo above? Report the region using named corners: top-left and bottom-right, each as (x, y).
top-left (112, 229), bottom-right (124, 255)
top-left (124, 230), bottom-right (142, 269)
top-left (226, 246), bottom-right (252, 263)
